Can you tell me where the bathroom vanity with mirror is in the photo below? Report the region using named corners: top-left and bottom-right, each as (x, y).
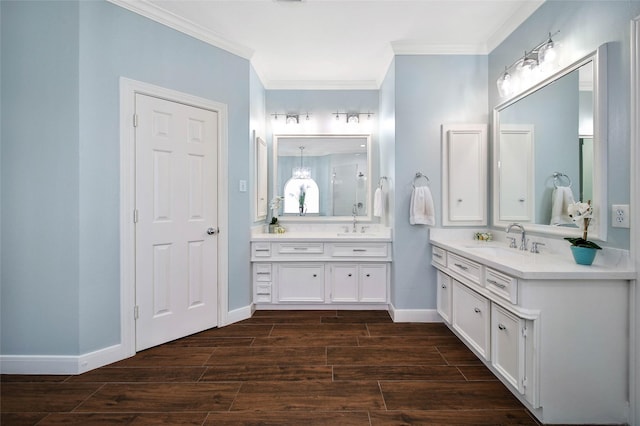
top-left (430, 229), bottom-right (633, 424)
top-left (250, 229), bottom-right (391, 307)
top-left (493, 44), bottom-right (607, 239)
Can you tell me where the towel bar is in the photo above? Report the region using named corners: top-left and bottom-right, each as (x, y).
top-left (552, 172), bottom-right (572, 188)
top-left (413, 172), bottom-right (430, 188)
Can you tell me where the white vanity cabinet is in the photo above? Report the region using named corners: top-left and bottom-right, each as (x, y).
top-left (431, 239), bottom-right (632, 424)
top-left (251, 237), bottom-right (391, 308)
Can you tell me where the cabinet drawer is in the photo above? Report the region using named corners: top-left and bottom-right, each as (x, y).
top-left (254, 264), bottom-right (272, 282)
top-left (452, 280), bottom-right (490, 360)
top-left (447, 252), bottom-right (482, 285)
top-left (252, 242), bottom-right (271, 257)
top-left (432, 246), bottom-right (447, 267)
top-left (277, 242), bottom-right (324, 255)
top-left (331, 243), bottom-right (388, 257)
top-left (485, 268), bottom-right (518, 304)
top-left (491, 304), bottom-right (525, 393)
top-left (254, 283), bottom-right (272, 303)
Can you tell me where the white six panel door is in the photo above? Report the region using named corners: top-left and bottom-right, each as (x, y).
top-left (135, 94), bottom-right (218, 351)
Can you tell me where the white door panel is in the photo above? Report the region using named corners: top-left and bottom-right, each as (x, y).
top-left (135, 94), bottom-right (218, 351)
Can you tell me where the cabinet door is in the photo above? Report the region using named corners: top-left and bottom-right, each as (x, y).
top-left (491, 304), bottom-right (524, 392)
top-left (330, 264), bottom-right (358, 302)
top-left (442, 124), bottom-right (487, 226)
top-left (359, 264), bottom-right (387, 302)
top-left (452, 280), bottom-right (490, 360)
top-left (436, 271), bottom-right (452, 324)
top-left (277, 264), bottom-right (325, 303)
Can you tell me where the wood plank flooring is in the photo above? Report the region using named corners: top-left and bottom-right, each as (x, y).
top-left (1, 310), bottom-right (540, 425)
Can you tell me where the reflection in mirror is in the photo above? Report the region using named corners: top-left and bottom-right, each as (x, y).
top-left (273, 134), bottom-right (371, 220)
top-left (493, 44), bottom-right (607, 239)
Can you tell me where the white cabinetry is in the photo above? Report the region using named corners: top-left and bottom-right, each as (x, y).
top-left (431, 241), bottom-right (630, 424)
top-left (251, 239), bottom-right (391, 308)
top-left (452, 280), bottom-right (490, 360)
top-left (441, 124), bottom-right (487, 226)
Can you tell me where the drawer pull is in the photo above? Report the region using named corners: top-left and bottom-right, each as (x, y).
top-left (256, 272), bottom-right (270, 275)
top-left (498, 324), bottom-right (507, 330)
top-left (487, 279), bottom-right (506, 289)
top-left (454, 263), bottom-right (469, 271)
top-left (255, 249), bottom-right (270, 252)
top-left (474, 307), bottom-right (481, 313)
top-left (433, 253), bottom-right (443, 258)
top-left (352, 249), bottom-right (367, 252)
top-left (294, 247), bottom-right (309, 251)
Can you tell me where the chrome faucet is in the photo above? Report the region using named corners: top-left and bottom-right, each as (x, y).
top-left (506, 223), bottom-right (527, 251)
top-left (352, 205), bottom-right (358, 232)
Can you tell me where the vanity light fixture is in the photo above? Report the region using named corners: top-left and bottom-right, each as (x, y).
top-left (496, 31), bottom-right (560, 99)
top-left (333, 111), bottom-right (374, 123)
top-left (271, 112), bottom-right (311, 124)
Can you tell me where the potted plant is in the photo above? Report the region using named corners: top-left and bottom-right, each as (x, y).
top-left (564, 200), bottom-right (602, 265)
top-left (268, 196), bottom-right (284, 233)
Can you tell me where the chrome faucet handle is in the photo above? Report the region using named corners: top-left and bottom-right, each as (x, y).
top-left (360, 226), bottom-right (369, 234)
top-left (507, 237), bottom-right (517, 248)
top-left (530, 242), bottom-right (545, 253)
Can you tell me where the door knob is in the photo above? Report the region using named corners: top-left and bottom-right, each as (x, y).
top-left (207, 227), bottom-right (218, 235)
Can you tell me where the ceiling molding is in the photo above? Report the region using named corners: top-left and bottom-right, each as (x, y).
top-left (264, 79), bottom-right (380, 91)
top-left (107, 0), bottom-right (254, 60)
top-left (485, 0), bottom-right (545, 52)
top-left (391, 41), bottom-right (489, 55)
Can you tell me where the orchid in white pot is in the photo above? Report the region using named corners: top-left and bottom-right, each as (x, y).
top-left (564, 200), bottom-right (602, 250)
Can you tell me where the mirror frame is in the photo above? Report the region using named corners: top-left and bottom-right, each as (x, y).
top-left (492, 44), bottom-right (608, 240)
top-left (272, 133), bottom-right (373, 222)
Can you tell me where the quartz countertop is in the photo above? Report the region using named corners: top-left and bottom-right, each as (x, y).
top-left (430, 236), bottom-right (635, 280)
top-left (250, 226), bottom-right (392, 242)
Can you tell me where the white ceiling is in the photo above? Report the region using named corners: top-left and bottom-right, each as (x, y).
top-left (110, 0), bottom-right (544, 89)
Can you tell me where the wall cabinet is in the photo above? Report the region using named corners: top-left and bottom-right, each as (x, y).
top-left (251, 240), bottom-right (391, 307)
top-left (441, 124), bottom-right (487, 226)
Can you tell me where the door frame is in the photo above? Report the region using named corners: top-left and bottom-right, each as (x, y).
top-left (631, 14), bottom-right (640, 426)
top-left (119, 77), bottom-right (229, 357)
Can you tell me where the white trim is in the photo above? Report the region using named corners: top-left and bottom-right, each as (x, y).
top-left (388, 304), bottom-right (442, 323)
top-left (484, 1), bottom-right (545, 53)
top-left (264, 80), bottom-right (379, 91)
top-left (631, 15), bottom-right (640, 426)
top-left (226, 304), bottom-right (253, 325)
top-left (253, 304), bottom-right (389, 311)
top-left (106, 0), bottom-right (253, 60)
top-left (119, 78), bottom-right (230, 360)
top-left (0, 344), bottom-right (126, 375)
top-left (391, 42), bottom-right (488, 55)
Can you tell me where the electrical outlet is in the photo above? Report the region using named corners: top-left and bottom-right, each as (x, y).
top-left (611, 204), bottom-right (630, 228)
top-left (239, 180), bottom-right (247, 192)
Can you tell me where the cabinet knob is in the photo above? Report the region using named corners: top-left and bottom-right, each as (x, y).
top-left (366, 274), bottom-right (371, 277)
top-left (498, 324), bottom-right (507, 330)
top-left (441, 284), bottom-right (447, 289)
top-left (312, 274), bottom-right (317, 278)
top-left (474, 307), bottom-right (481, 313)
top-left (348, 273), bottom-right (352, 277)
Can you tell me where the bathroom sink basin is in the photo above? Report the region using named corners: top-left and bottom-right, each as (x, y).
top-left (462, 245), bottom-right (527, 258)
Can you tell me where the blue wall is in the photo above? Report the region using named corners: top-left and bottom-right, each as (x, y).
top-left (391, 55), bottom-right (489, 310)
top-left (489, 0), bottom-right (640, 249)
top-left (2, 0), bottom-right (252, 356)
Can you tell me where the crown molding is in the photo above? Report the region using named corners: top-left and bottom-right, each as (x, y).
top-left (391, 41), bottom-right (489, 55)
top-left (485, 0), bottom-right (545, 52)
top-left (107, 0), bottom-right (254, 60)
top-left (263, 79), bottom-right (379, 91)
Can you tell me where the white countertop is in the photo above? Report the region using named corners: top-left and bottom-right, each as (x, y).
top-left (430, 235), bottom-right (635, 280)
top-left (251, 225), bottom-right (393, 242)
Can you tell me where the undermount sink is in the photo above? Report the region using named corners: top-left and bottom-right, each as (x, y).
top-left (462, 244), bottom-right (529, 258)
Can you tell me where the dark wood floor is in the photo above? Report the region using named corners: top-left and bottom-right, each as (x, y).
top-left (2, 310), bottom-right (540, 425)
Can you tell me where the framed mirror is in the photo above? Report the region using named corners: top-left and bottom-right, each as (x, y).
top-left (492, 44), bottom-right (608, 240)
top-left (273, 134), bottom-right (372, 221)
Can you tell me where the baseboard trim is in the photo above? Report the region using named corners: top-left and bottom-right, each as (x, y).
top-left (389, 305), bottom-right (442, 322)
top-left (225, 304), bottom-right (253, 326)
top-left (0, 343), bottom-right (130, 375)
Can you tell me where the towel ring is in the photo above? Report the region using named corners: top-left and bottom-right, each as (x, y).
top-left (552, 172), bottom-right (572, 188)
top-left (378, 176), bottom-right (388, 189)
top-left (413, 172), bottom-right (430, 188)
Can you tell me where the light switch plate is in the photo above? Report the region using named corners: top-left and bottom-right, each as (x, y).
top-left (239, 180), bottom-right (247, 192)
top-left (611, 204), bottom-right (630, 228)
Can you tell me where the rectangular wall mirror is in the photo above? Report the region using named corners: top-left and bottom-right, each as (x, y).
top-left (492, 44), bottom-right (608, 240)
top-left (273, 134), bottom-right (372, 221)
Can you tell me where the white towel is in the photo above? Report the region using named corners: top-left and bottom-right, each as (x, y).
top-left (550, 186), bottom-right (575, 225)
top-left (410, 186), bottom-right (435, 225)
top-left (373, 187), bottom-right (384, 217)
